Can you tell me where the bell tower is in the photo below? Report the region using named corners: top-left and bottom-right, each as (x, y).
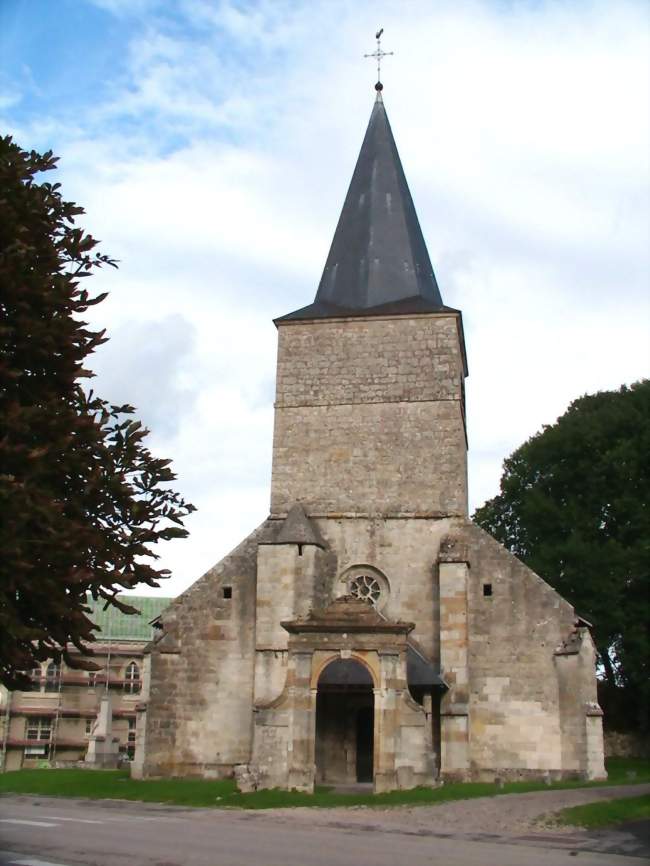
top-left (270, 93), bottom-right (468, 519)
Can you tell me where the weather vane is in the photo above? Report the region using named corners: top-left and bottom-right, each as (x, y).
top-left (364, 28), bottom-right (394, 92)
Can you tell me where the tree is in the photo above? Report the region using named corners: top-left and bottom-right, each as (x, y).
top-left (474, 381), bottom-right (649, 731)
top-left (0, 136), bottom-right (195, 689)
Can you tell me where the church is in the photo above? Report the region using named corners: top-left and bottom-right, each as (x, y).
top-left (136, 85), bottom-right (606, 792)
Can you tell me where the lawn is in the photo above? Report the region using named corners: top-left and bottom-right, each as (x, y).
top-left (604, 757), bottom-right (650, 785)
top-left (551, 794), bottom-right (650, 829)
top-left (0, 758), bottom-right (647, 810)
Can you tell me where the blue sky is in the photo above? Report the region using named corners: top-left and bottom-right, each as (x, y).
top-left (2, 0), bottom-right (649, 595)
top-left (2, 2), bottom-right (127, 127)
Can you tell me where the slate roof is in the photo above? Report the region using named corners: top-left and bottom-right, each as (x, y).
top-left (272, 503), bottom-right (325, 547)
top-left (407, 645), bottom-right (446, 688)
top-left (277, 94), bottom-right (447, 323)
top-left (87, 595), bottom-right (172, 641)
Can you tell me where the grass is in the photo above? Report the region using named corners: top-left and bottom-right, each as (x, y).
top-left (0, 757), bottom-right (647, 810)
top-left (0, 768), bottom-right (238, 807)
top-left (603, 757), bottom-right (650, 785)
top-left (551, 794), bottom-right (650, 829)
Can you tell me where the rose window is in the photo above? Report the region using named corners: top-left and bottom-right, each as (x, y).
top-left (349, 574), bottom-right (382, 606)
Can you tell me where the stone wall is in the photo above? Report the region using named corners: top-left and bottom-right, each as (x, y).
top-left (142, 507), bottom-right (605, 785)
top-left (142, 513), bottom-right (452, 783)
top-left (254, 541), bottom-right (331, 706)
top-left (555, 630), bottom-right (604, 779)
top-left (271, 314), bottom-right (467, 517)
top-left (314, 516), bottom-right (453, 664)
top-left (249, 633), bottom-right (435, 794)
top-left (446, 520), bottom-right (604, 781)
top-left (275, 314), bottom-right (464, 407)
top-left (462, 521), bottom-right (572, 777)
top-left (438, 556), bottom-right (470, 778)
top-left (604, 731), bottom-right (650, 759)
top-left (142, 523), bottom-right (270, 777)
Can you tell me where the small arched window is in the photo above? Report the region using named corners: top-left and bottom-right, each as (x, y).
top-left (124, 661), bottom-right (141, 694)
top-left (341, 565), bottom-right (390, 610)
top-left (349, 573), bottom-right (382, 606)
top-left (44, 662), bottom-right (61, 693)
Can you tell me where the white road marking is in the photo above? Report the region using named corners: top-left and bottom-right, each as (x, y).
top-left (9, 859), bottom-right (74, 866)
top-left (114, 815), bottom-right (173, 821)
top-left (41, 816), bottom-right (103, 825)
top-left (0, 819), bottom-right (57, 828)
top-left (86, 814), bottom-right (180, 823)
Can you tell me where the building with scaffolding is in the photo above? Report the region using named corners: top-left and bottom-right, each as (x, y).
top-left (0, 596), bottom-right (170, 772)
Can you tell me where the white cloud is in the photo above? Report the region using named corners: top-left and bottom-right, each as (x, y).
top-left (0, 91), bottom-right (21, 111)
top-left (5, 0), bottom-right (648, 596)
top-left (90, 314), bottom-right (198, 438)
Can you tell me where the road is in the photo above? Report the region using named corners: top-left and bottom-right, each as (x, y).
top-left (0, 795), bottom-right (647, 866)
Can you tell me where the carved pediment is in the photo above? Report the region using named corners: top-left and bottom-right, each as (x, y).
top-left (282, 595), bottom-right (414, 635)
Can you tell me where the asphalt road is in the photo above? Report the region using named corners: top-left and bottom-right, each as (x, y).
top-left (0, 795), bottom-right (647, 866)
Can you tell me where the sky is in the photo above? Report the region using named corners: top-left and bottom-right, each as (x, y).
top-left (2, 0), bottom-right (649, 598)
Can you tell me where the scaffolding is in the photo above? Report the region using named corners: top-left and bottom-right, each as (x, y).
top-left (2, 595), bottom-right (169, 770)
top-left (1, 689), bottom-right (12, 772)
top-left (49, 663), bottom-right (64, 765)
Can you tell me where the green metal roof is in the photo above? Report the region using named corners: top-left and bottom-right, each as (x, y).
top-left (87, 595), bottom-right (172, 642)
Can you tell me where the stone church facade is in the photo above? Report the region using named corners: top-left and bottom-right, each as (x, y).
top-left (137, 93), bottom-right (606, 791)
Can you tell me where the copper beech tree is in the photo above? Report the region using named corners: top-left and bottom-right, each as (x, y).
top-left (0, 136), bottom-right (195, 689)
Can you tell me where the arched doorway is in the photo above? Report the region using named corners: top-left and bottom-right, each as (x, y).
top-left (315, 658), bottom-right (374, 784)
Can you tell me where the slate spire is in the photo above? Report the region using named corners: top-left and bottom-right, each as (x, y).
top-left (278, 94), bottom-right (446, 322)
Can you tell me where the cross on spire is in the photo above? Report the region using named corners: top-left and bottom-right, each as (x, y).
top-left (364, 28), bottom-right (394, 92)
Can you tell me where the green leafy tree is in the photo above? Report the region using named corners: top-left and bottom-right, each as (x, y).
top-left (474, 381), bottom-right (649, 731)
top-left (0, 136), bottom-right (195, 689)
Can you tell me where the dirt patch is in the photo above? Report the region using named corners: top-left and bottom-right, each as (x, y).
top-left (253, 783), bottom-right (650, 838)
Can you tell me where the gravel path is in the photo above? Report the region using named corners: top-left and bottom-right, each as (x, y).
top-left (257, 783), bottom-right (650, 838)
